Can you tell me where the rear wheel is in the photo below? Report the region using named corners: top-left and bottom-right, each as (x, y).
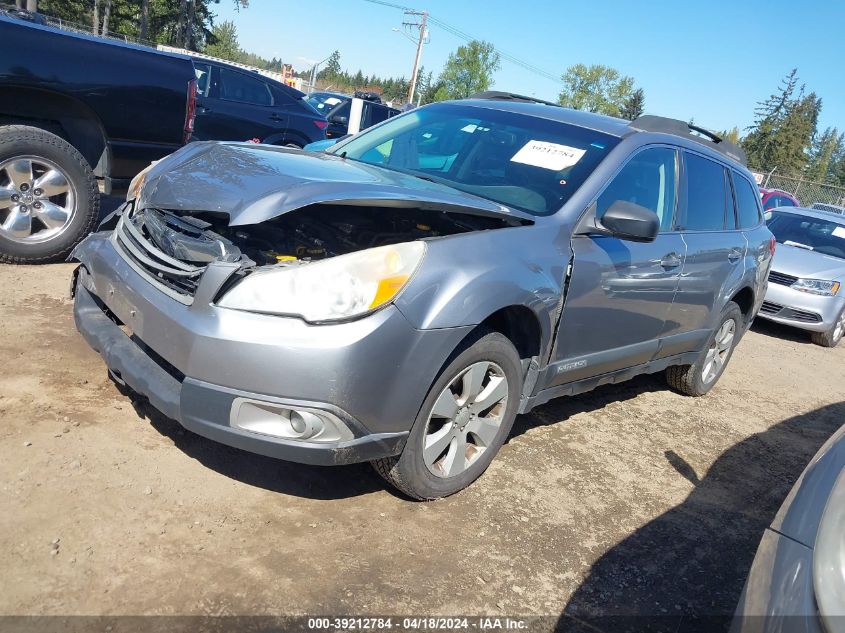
top-left (666, 301), bottom-right (742, 396)
top-left (372, 328), bottom-right (522, 500)
top-left (0, 125), bottom-right (99, 263)
top-left (811, 308), bottom-right (845, 347)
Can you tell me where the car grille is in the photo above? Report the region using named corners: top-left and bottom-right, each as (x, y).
top-left (782, 307), bottom-right (822, 323)
top-left (768, 270), bottom-right (798, 286)
top-left (759, 301), bottom-right (782, 315)
top-left (758, 301), bottom-right (821, 323)
top-left (112, 209), bottom-right (206, 302)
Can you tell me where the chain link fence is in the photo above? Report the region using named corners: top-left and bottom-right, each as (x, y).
top-left (750, 168), bottom-right (845, 207)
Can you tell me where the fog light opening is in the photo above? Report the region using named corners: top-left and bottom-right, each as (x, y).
top-left (288, 410), bottom-right (324, 440)
top-left (230, 398), bottom-right (354, 443)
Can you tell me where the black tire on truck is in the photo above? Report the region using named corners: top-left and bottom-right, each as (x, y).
top-left (0, 125), bottom-right (99, 264)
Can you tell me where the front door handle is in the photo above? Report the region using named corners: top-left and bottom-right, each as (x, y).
top-left (728, 249), bottom-right (742, 263)
top-left (660, 253), bottom-right (682, 269)
top-left (269, 114), bottom-right (285, 122)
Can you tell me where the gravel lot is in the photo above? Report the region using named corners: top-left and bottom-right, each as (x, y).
top-left (1, 225), bottom-right (843, 630)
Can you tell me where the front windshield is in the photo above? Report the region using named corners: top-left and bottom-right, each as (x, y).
top-left (767, 211), bottom-right (845, 259)
top-left (330, 103), bottom-right (620, 216)
top-left (307, 93), bottom-right (347, 115)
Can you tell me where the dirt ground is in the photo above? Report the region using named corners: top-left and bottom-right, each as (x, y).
top-left (1, 245), bottom-right (843, 631)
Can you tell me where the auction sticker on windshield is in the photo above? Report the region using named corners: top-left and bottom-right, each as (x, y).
top-left (510, 140), bottom-right (586, 171)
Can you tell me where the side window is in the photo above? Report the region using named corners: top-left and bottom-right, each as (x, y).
top-left (724, 169), bottom-right (737, 230)
top-left (218, 68), bottom-right (273, 106)
top-left (779, 196), bottom-right (796, 208)
top-left (194, 63), bottom-right (211, 97)
top-left (596, 147), bottom-right (677, 232)
top-left (368, 103), bottom-right (391, 127)
top-left (733, 173), bottom-right (764, 229)
top-left (682, 153), bottom-right (727, 231)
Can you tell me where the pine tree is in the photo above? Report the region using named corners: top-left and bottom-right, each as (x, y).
top-left (619, 88), bottom-right (644, 120)
top-left (806, 127), bottom-right (843, 182)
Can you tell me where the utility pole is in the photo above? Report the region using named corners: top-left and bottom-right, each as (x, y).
top-left (403, 9), bottom-right (428, 105)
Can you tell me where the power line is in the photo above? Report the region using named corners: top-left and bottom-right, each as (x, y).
top-left (360, 0), bottom-right (562, 85)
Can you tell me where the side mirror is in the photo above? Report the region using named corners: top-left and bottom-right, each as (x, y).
top-left (599, 200), bottom-right (659, 242)
top-left (329, 115), bottom-right (348, 126)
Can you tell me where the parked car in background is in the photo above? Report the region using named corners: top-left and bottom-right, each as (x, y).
top-left (71, 94), bottom-right (772, 499)
top-left (760, 187), bottom-right (800, 211)
top-left (306, 91), bottom-right (400, 138)
top-left (758, 207), bottom-right (845, 346)
top-left (811, 202), bottom-right (845, 215)
top-left (732, 422), bottom-right (845, 633)
top-left (0, 12), bottom-right (196, 263)
top-left (190, 59), bottom-right (327, 148)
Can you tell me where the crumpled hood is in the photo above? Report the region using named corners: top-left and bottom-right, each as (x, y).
top-left (772, 243), bottom-right (845, 281)
top-left (138, 141), bottom-right (533, 226)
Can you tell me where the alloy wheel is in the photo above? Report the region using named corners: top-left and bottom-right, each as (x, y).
top-left (701, 318), bottom-right (736, 384)
top-left (423, 361), bottom-right (509, 478)
top-left (833, 310), bottom-right (845, 342)
top-left (0, 156), bottom-right (76, 244)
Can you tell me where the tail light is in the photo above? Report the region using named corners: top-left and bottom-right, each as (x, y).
top-left (769, 236), bottom-right (776, 258)
top-left (312, 119), bottom-right (328, 130)
top-left (183, 78), bottom-right (197, 144)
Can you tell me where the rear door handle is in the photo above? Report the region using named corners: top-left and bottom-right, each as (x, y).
top-left (269, 114), bottom-right (285, 121)
top-left (660, 253), bottom-right (682, 269)
top-left (728, 249), bottom-right (742, 263)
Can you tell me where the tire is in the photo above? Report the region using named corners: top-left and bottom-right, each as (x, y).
top-left (0, 125), bottom-right (99, 264)
top-left (810, 308), bottom-right (845, 347)
top-left (666, 301), bottom-right (743, 397)
top-left (372, 328), bottom-right (523, 500)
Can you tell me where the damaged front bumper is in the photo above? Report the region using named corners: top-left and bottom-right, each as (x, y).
top-left (71, 232), bottom-right (473, 465)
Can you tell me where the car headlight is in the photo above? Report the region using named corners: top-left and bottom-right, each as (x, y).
top-left (791, 278), bottom-right (841, 296)
top-left (218, 241), bottom-right (426, 322)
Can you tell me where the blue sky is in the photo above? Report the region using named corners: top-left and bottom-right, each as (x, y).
top-left (215, 0), bottom-right (844, 134)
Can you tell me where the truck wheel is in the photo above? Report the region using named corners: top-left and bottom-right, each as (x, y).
top-left (666, 301), bottom-right (742, 397)
top-left (0, 125), bottom-right (99, 264)
top-left (810, 309), bottom-right (845, 347)
top-left (372, 328), bottom-right (522, 500)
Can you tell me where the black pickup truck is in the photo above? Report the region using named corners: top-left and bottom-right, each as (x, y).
top-left (0, 12), bottom-right (196, 263)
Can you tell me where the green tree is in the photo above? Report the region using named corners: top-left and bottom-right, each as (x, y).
top-left (434, 40), bottom-right (501, 100)
top-left (742, 69), bottom-right (822, 173)
top-left (557, 64), bottom-right (635, 117)
top-left (719, 127), bottom-right (741, 145)
top-left (319, 50), bottom-right (342, 82)
top-left (619, 87), bottom-right (645, 120)
top-left (805, 127), bottom-right (843, 182)
top-left (204, 20), bottom-right (240, 61)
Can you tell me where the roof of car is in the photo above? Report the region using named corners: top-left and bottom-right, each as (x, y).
top-left (457, 98), bottom-right (632, 136)
top-left (457, 92), bottom-right (747, 165)
top-left (772, 206), bottom-right (845, 224)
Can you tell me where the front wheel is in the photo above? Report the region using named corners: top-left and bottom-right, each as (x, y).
top-left (811, 308), bottom-right (845, 347)
top-left (372, 328), bottom-right (522, 500)
top-left (666, 301), bottom-right (742, 397)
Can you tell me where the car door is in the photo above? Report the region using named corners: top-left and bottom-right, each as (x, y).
top-left (549, 146), bottom-right (686, 385)
top-left (192, 64), bottom-right (280, 142)
top-left (663, 151), bottom-right (748, 352)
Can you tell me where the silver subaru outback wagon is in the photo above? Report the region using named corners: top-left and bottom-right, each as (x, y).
top-left (71, 93), bottom-right (773, 499)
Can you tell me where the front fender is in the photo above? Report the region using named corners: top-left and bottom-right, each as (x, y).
top-left (394, 223), bottom-right (569, 360)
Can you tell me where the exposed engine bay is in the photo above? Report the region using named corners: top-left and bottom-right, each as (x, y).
top-left (125, 203), bottom-right (520, 269)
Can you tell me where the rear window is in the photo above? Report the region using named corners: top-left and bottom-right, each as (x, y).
top-left (332, 103), bottom-right (620, 216)
top-left (219, 68), bottom-right (273, 106)
top-left (682, 153), bottom-right (727, 231)
top-left (734, 174), bottom-right (763, 228)
top-left (767, 211), bottom-right (845, 259)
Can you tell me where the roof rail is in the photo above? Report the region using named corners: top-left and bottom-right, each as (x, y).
top-left (629, 115), bottom-right (747, 166)
top-left (467, 91), bottom-right (561, 108)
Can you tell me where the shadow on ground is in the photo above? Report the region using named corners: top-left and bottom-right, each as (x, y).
top-left (750, 318), bottom-right (812, 345)
top-left (557, 401), bottom-right (844, 633)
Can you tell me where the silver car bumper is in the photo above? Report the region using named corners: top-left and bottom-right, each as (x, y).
top-left (71, 232), bottom-right (474, 465)
top-left (757, 282), bottom-right (845, 332)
